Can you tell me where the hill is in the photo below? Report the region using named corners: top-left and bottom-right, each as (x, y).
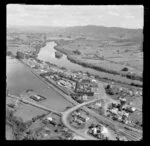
top-left (7, 25), bottom-right (143, 42)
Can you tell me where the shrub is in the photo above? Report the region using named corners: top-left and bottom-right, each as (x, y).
top-left (73, 50), bottom-right (81, 55)
top-left (121, 67), bottom-right (128, 72)
top-left (16, 51), bottom-right (24, 59)
top-left (55, 51), bottom-right (63, 58)
top-left (7, 51), bottom-right (13, 56)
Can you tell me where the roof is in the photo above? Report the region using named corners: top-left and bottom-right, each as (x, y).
top-left (47, 116), bottom-right (53, 121)
top-left (101, 126), bottom-right (109, 136)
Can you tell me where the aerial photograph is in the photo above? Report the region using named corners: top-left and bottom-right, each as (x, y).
top-left (6, 5), bottom-right (143, 140)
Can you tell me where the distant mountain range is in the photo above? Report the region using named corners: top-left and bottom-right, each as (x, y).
top-left (7, 25), bottom-right (143, 42)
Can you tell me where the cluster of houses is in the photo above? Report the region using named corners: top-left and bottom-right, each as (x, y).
top-left (70, 93), bottom-right (91, 103)
top-left (106, 98), bottom-right (137, 126)
top-left (75, 82), bottom-right (94, 96)
top-left (32, 115), bottom-right (74, 140)
top-left (70, 109), bottom-right (90, 129)
top-left (24, 57), bottom-right (99, 98)
top-left (105, 83), bottom-right (142, 97)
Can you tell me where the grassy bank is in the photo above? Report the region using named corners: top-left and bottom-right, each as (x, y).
top-left (67, 55), bottom-right (142, 82)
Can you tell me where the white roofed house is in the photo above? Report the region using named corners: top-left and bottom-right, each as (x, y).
top-left (82, 94), bottom-right (88, 101)
top-left (35, 95), bottom-right (41, 100)
top-left (101, 126), bottom-right (109, 137)
top-left (110, 108), bottom-right (118, 114)
top-left (47, 116), bottom-right (53, 121)
top-left (129, 90), bottom-right (133, 96)
top-left (139, 91), bottom-right (142, 96)
top-left (131, 107), bottom-right (136, 112)
top-left (95, 102), bottom-right (102, 107)
top-left (91, 127), bottom-right (98, 135)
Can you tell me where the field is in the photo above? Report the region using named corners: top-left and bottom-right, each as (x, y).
top-left (55, 38), bottom-right (142, 75)
top-left (13, 103), bottom-right (48, 122)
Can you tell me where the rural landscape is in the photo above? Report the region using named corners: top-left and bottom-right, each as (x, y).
top-left (6, 5), bottom-right (143, 141)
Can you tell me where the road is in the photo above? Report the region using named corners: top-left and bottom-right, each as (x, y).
top-left (62, 96), bottom-right (142, 140)
top-left (7, 94), bottom-right (61, 116)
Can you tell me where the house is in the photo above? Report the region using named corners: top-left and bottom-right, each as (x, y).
top-left (82, 95), bottom-right (88, 101)
top-left (46, 116), bottom-right (57, 126)
top-left (139, 91), bottom-right (142, 96)
top-left (92, 127), bottom-right (98, 135)
top-left (131, 107), bottom-right (136, 112)
top-left (95, 102), bottom-right (102, 107)
top-left (101, 126), bottom-right (109, 137)
top-left (30, 95), bottom-right (41, 101)
top-left (129, 90), bottom-right (133, 96)
top-left (110, 108), bottom-right (118, 114)
top-left (77, 113), bottom-right (90, 122)
top-left (92, 79), bottom-right (97, 82)
top-left (47, 116), bottom-right (53, 121)
top-left (76, 115), bottom-right (86, 122)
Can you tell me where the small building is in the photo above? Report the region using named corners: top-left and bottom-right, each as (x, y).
top-left (139, 91), bottom-right (142, 96)
top-left (92, 127), bottom-right (98, 135)
top-left (110, 108), bottom-right (118, 114)
top-left (129, 90), bottom-right (133, 96)
top-left (131, 107), bottom-right (136, 112)
top-left (82, 95), bottom-right (88, 101)
top-left (95, 102), bottom-right (102, 107)
top-left (76, 115), bottom-right (86, 122)
top-left (29, 94), bottom-right (46, 102)
top-left (101, 126), bottom-right (109, 137)
top-left (47, 116), bottom-right (53, 121)
top-left (46, 116), bottom-right (57, 126)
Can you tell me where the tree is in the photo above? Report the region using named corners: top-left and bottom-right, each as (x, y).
top-left (73, 50), bottom-right (81, 55)
top-left (139, 43), bottom-right (143, 52)
top-left (55, 51), bottom-right (63, 58)
top-left (16, 51), bottom-right (24, 59)
top-left (7, 51), bottom-right (13, 56)
top-left (121, 67), bottom-right (128, 72)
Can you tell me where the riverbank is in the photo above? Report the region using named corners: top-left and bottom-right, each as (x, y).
top-left (66, 55), bottom-right (142, 85)
top-left (53, 41), bottom-right (142, 88)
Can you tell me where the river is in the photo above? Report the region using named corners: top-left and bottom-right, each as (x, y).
top-left (37, 41), bottom-right (131, 82)
top-left (37, 41), bottom-right (107, 75)
top-left (6, 56), bottom-right (73, 111)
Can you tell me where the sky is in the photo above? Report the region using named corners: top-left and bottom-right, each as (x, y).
top-left (7, 5), bottom-right (144, 29)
